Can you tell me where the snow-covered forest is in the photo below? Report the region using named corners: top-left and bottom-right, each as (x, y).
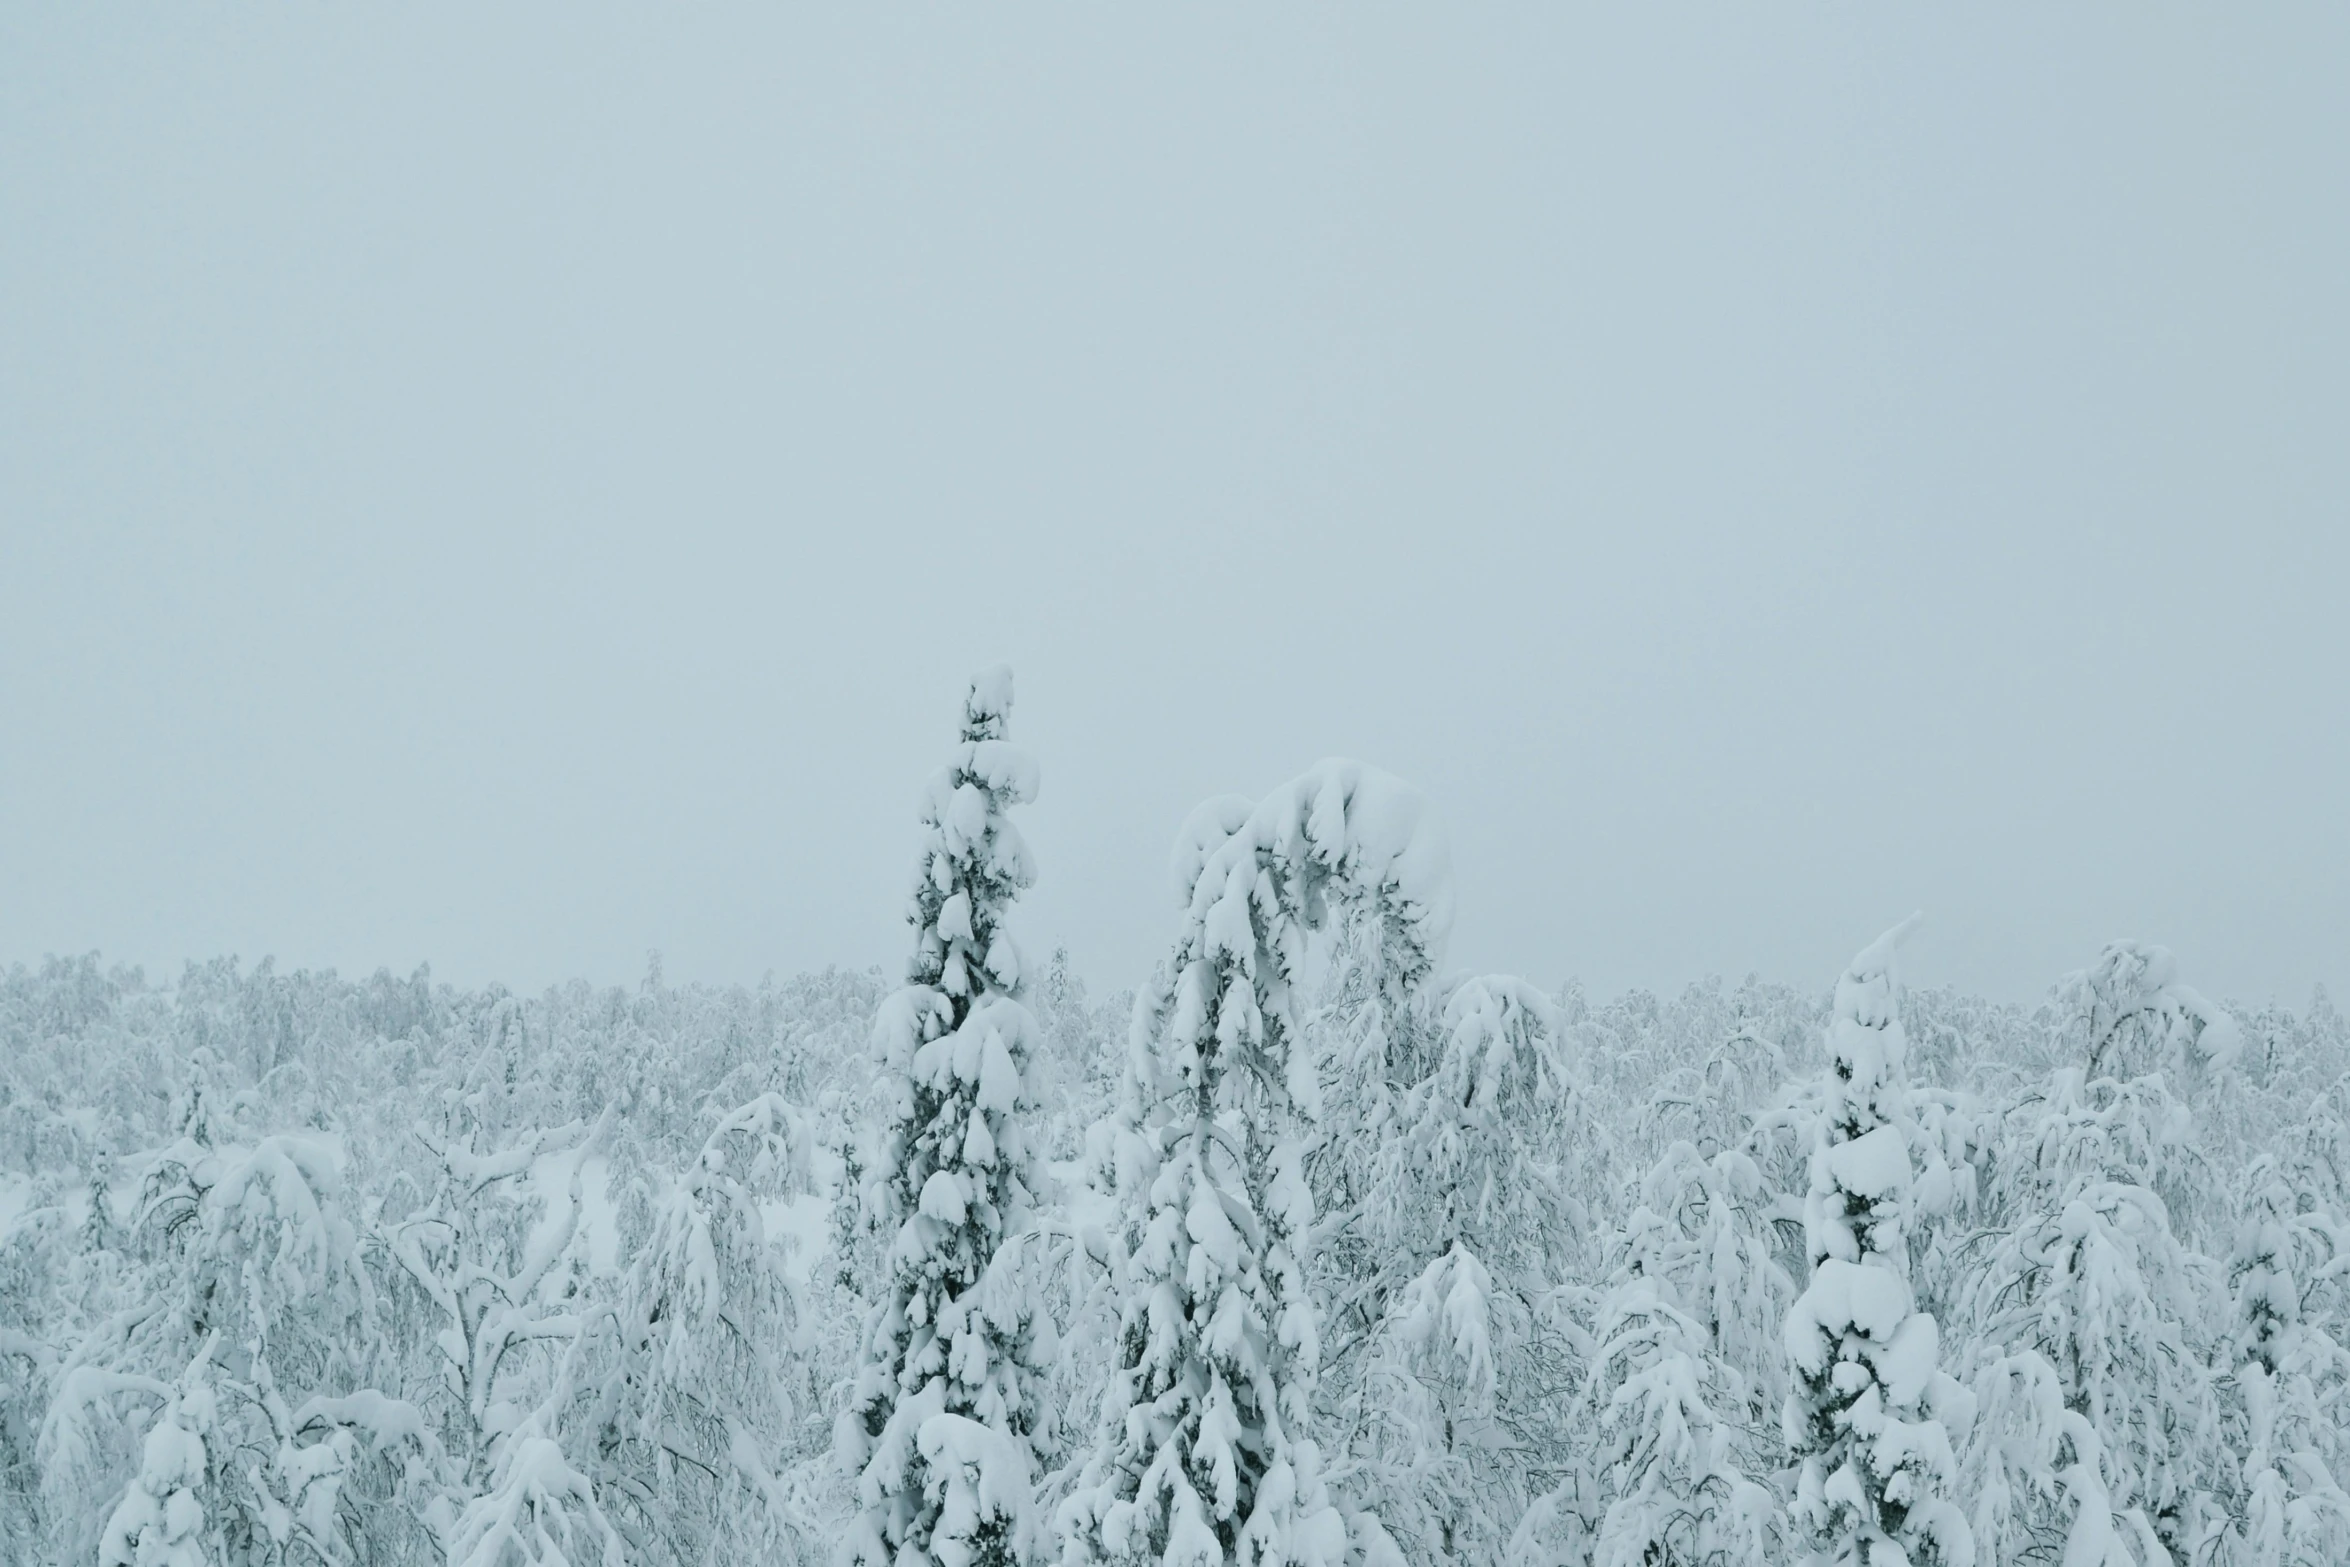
top-left (6, 670), bottom-right (2348, 1567)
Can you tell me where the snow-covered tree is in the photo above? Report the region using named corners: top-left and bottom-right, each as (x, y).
top-left (391, 1115), bottom-right (603, 1504)
top-left (1316, 973), bottom-right (1585, 1567)
top-left (38, 1116), bottom-right (399, 1567)
top-left (845, 667), bottom-right (1049, 1567)
top-left (2056, 940), bottom-right (2243, 1092)
top-left (1962, 1179), bottom-right (2219, 1562)
top-left (1783, 918), bottom-right (1974, 1567)
top-left (1963, 1346), bottom-right (2164, 1567)
top-left (1958, 940), bottom-right (2251, 1562)
top-left (1059, 760), bottom-right (1452, 1567)
top-left (96, 1353), bottom-right (219, 1567)
top-left (580, 1092), bottom-right (817, 1563)
top-left (1581, 1139), bottom-right (1791, 1566)
top-left (2220, 1159), bottom-right (2350, 1567)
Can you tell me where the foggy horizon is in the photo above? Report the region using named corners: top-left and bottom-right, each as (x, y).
top-left (7, 8), bottom-right (2346, 1010)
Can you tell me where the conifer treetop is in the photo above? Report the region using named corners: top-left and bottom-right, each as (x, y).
top-left (905, 665), bottom-right (1039, 1003)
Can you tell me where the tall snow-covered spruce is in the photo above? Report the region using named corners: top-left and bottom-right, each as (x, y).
top-left (1784, 919), bottom-right (1974, 1567)
top-left (1059, 761), bottom-right (1452, 1567)
top-left (845, 667), bottom-right (1048, 1567)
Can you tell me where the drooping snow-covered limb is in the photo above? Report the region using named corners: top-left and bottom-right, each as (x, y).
top-left (2056, 940), bottom-right (2243, 1088)
top-left (1784, 919), bottom-right (1975, 1567)
top-left (1060, 761), bottom-right (1451, 1567)
top-left (846, 669), bottom-right (1048, 1567)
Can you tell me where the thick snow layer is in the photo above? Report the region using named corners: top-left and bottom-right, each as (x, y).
top-left (1844, 913), bottom-right (1922, 994)
top-left (531, 1153), bottom-right (617, 1279)
top-left (1875, 1312), bottom-right (1941, 1409)
top-left (1826, 1125), bottom-right (1911, 1202)
top-left (1169, 794), bottom-right (1257, 907)
top-left (1788, 1259), bottom-right (1912, 1363)
top-left (965, 664), bottom-right (1015, 725)
top-left (961, 739), bottom-right (1039, 805)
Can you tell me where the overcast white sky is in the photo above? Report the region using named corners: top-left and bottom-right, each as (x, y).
top-left (4, 9), bottom-right (2345, 1009)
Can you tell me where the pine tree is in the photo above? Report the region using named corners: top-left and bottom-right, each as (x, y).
top-left (1784, 919), bottom-right (1974, 1567)
top-left (845, 667), bottom-right (1047, 1567)
top-left (1058, 760), bottom-right (1452, 1567)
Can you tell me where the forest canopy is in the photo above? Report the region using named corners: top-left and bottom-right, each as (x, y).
top-left (4, 672), bottom-right (2347, 1567)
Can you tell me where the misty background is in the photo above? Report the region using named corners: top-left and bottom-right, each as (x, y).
top-left (3, 8), bottom-right (2344, 1009)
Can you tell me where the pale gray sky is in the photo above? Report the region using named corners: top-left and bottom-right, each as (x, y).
top-left (3, 8), bottom-right (2345, 1008)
